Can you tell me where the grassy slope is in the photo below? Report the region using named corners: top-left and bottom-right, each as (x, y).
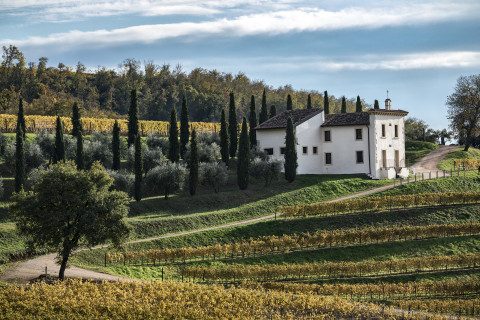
top-left (438, 146), bottom-right (480, 170)
top-left (127, 175), bottom-right (390, 239)
top-left (405, 140), bottom-right (438, 167)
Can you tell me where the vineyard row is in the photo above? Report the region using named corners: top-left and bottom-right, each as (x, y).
top-left (394, 299), bottom-right (480, 317)
top-left (106, 222), bottom-right (480, 266)
top-left (0, 279), bottom-right (453, 320)
top-left (183, 253), bottom-right (480, 282)
top-left (279, 191), bottom-right (480, 217)
top-left (0, 114), bottom-right (223, 136)
top-left (243, 280), bottom-right (480, 300)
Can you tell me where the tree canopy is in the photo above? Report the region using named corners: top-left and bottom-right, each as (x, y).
top-left (10, 161), bottom-right (130, 280)
top-left (447, 74), bottom-right (480, 151)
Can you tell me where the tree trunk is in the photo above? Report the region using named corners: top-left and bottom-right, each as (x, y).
top-left (58, 249), bottom-right (71, 281)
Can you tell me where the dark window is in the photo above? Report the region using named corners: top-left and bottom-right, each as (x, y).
top-left (302, 146), bottom-right (308, 154)
top-left (313, 146), bottom-right (318, 154)
top-left (264, 148), bottom-right (273, 155)
top-left (356, 151), bottom-right (364, 163)
top-left (356, 128), bottom-right (362, 140)
top-left (280, 147), bottom-right (286, 155)
top-left (325, 153), bottom-right (332, 164)
top-left (324, 130), bottom-right (331, 142)
top-left (381, 124), bottom-right (386, 137)
top-left (394, 125), bottom-right (398, 138)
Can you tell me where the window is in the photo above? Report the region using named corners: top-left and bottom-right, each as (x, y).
top-left (312, 146), bottom-right (318, 154)
top-left (356, 151), bottom-right (364, 163)
top-left (324, 130), bottom-right (331, 142)
top-left (280, 147), bottom-right (286, 155)
top-left (325, 152), bottom-right (332, 165)
top-left (355, 128), bottom-right (363, 140)
top-left (302, 146), bottom-right (308, 155)
top-left (381, 124), bottom-right (386, 138)
top-left (394, 125), bottom-right (398, 138)
top-left (264, 148), bottom-right (273, 155)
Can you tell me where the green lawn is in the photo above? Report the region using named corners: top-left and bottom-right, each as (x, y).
top-left (405, 140), bottom-right (438, 167)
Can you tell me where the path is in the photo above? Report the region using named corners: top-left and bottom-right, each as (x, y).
top-left (0, 145), bottom-right (455, 284)
top-left (411, 145), bottom-right (457, 172)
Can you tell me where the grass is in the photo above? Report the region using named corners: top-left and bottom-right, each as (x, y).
top-left (405, 140), bottom-right (438, 167)
top-left (438, 146), bottom-right (480, 170)
top-left (127, 174), bottom-right (391, 239)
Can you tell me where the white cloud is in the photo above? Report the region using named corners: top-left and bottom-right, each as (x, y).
top-left (2, 2), bottom-right (478, 49)
top-left (261, 52), bottom-right (480, 71)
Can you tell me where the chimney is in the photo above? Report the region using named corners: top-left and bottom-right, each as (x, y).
top-left (385, 98), bottom-right (391, 110)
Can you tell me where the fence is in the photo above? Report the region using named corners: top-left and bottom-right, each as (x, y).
top-left (393, 168), bottom-right (477, 187)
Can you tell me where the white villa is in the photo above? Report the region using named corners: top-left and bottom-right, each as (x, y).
top-left (254, 99), bottom-right (409, 179)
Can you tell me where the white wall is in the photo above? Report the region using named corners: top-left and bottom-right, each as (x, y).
top-left (370, 113), bottom-right (406, 178)
top-left (256, 128), bottom-right (286, 159)
top-left (295, 113), bottom-right (324, 174)
top-left (320, 126), bottom-right (370, 175)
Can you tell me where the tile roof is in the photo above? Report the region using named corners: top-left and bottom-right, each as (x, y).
top-left (255, 108), bottom-right (323, 130)
top-left (321, 112), bottom-right (370, 127)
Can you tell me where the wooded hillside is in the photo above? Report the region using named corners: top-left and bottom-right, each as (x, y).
top-left (1, 45), bottom-right (366, 122)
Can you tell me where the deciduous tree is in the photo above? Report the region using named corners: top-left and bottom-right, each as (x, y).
top-left (447, 74), bottom-right (480, 151)
top-left (11, 161), bottom-right (130, 280)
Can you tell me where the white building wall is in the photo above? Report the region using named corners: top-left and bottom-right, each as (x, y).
top-left (320, 126), bottom-right (370, 175)
top-left (256, 128), bottom-right (286, 159)
top-left (370, 113), bottom-right (407, 179)
top-left (295, 113), bottom-right (324, 174)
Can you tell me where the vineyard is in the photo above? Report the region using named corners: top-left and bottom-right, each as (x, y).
top-left (105, 222), bottom-right (480, 266)
top-left (0, 114), bottom-right (222, 136)
top-left (279, 191), bottom-right (480, 217)
top-left (0, 279), bottom-right (458, 320)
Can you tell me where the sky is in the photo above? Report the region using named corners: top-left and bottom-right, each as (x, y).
top-left (1, 0), bottom-right (479, 130)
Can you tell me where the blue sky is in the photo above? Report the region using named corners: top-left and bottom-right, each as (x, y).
top-left (1, 0), bottom-right (479, 130)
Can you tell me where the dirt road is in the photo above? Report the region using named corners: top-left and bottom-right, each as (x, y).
top-left (411, 145), bottom-right (457, 172)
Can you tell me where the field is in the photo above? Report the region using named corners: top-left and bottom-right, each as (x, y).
top-left (2, 132), bottom-right (480, 319)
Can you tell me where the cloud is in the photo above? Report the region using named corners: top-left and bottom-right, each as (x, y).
top-left (261, 52), bottom-right (480, 71)
top-left (2, 2), bottom-right (478, 49)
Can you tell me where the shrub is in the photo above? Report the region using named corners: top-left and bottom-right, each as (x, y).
top-left (0, 131), bottom-right (9, 155)
top-left (35, 130), bottom-right (54, 162)
top-left (107, 170), bottom-right (134, 195)
top-left (197, 131), bottom-right (220, 145)
top-left (200, 162), bottom-right (228, 193)
top-left (185, 142), bottom-right (220, 163)
top-left (127, 144), bottom-right (165, 174)
top-left (4, 142), bottom-right (46, 173)
top-left (144, 162), bottom-right (187, 199)
top-left (84, 140), bottom-right (113, 169)
top-left (146, 132), bottom-right (169, 154)
top-left (249, 157), bottom-right (282, 186)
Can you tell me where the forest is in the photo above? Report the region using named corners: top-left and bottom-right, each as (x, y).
top-left (0, 45), bottom-right (367, 122)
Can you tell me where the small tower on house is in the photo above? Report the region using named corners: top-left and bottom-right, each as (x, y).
top-left (385, 91), bottom-right (391, 110)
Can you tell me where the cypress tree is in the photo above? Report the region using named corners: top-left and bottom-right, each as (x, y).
top-left (127, 89), bottom-right (139, 147)
top-left (307, 94), bottom-right (312, 109)
top-left (53, 116), bottom-right (65, 164)
top-left (284, 117), bottom-right (297, 183)
top-left (374, 99), bottom-right (380, 109)
top-left (17, 98), bottom-right (26, 138)
top-left (269, 105), bottom-right (276, 118)
top-left (287, 94), bottom-right (293, 110)
top-left (324, 91), bottom-right (330, 114)
top-left (112, 120), bottom-right (121, 170)
top-left (71, 102), bottom-right (81, 138)
top-left (228, 92), bottom-right (237, 158)
top-left (356, 96), bottom-right (363, 112)
top-left (189, 129), bottom-right (199, 196)
top-left (168, 108), bottom-right (180, 162)
top-left (180, 94), bottom-right (190, 159)
top-left (220, 109), bottom-right (229, 166)
top-left (76, 129), bottom-right (85, 170)
top-left (134, 134), bottom-right (143, 202)
top-left (14, 125), bottom-right (25, 192)
top-left (237, 117), bottom-right (249, 190)
top-left (341, 96), bottom-right (347, 113)
top-left (259, 88), bottom-right (268, 124)
top-left (249, 95), bottom-right (257, 147)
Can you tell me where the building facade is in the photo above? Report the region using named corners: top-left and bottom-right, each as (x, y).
top-left (255, 100), bottom-right (409, 179)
